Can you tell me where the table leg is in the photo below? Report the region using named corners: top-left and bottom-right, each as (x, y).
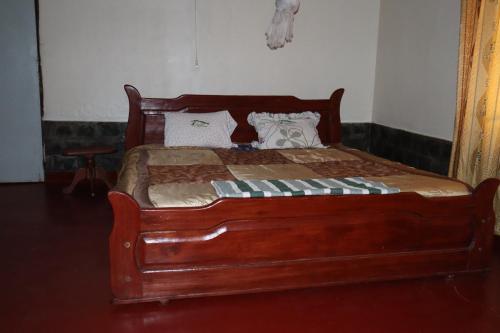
top-left (63, 168), bottom-right (87, 194)
top-left (87, 157), bottom-right (96, 197)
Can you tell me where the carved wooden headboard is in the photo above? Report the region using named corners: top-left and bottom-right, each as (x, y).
top-left (124, 85), bottom-right (344, 150)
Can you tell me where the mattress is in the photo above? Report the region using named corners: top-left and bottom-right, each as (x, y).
top-left (115, 144), bottom-right (471, 208)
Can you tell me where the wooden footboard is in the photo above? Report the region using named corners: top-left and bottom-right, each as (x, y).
top-left (108, 178), bottom-right (499, 304)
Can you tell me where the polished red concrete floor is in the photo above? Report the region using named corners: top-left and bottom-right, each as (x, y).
top-left (1, 183), bottom-right (499, 333)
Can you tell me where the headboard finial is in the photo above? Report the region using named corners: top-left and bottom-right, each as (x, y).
top-left (124, 85), bottom-right (144, 150)
top-left (328, 88), bottom-right (344, 144)
top-left (124, 85), bottom-right (141, 100)
top-left (330, 88), bottom-right (345, 102)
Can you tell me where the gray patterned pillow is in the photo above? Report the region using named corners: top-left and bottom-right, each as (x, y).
top-left (247, 112), bottom-right (325, 149)
top-left (164, 111), bottom-right (237, 148)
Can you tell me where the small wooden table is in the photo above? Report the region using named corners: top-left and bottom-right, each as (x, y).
top-left (63, 145), bottom-right (116, 196)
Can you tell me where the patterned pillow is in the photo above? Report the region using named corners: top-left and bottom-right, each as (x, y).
top-left (247, 111), bottom-right (326, 149)
top-left (164, 111), bottom-right (237, 148)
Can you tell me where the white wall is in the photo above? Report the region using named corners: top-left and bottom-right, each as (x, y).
top-left (373, 0), bottom-right (461, 140)
top-left (39, 0), bottom-right (380, 123)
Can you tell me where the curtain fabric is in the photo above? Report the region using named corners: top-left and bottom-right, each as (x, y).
top-left (450, 0), bottom-right (500, 235)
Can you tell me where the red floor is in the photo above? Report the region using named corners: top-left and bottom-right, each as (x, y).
top-left (1, 183), bottom-right (499, 333)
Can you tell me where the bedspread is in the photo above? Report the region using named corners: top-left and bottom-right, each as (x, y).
top-left (115, 145), bottom-right (471, 208)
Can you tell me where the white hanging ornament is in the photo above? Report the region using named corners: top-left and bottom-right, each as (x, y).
top-left (266, 0), bottom-right (301, 50)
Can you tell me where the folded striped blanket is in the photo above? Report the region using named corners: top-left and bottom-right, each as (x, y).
top-left (211, 177), bottom-right (400, 198)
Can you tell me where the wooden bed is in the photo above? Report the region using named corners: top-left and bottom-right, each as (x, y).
top-left (108, 85), bottom-right (499, 304)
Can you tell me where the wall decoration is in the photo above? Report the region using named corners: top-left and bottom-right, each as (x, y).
top-left (266, 0), bottom-right (300, 50)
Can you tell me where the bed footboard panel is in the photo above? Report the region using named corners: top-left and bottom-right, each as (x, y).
top-left (136, 212), bottom-right (473, 272)
top-left (109, 179), bottom-right (499, 303)
top-left (139, 249), bottom-right (470, 300)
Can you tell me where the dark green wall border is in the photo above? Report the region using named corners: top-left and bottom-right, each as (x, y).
top-left (43, 121), bottom-right (451, 175)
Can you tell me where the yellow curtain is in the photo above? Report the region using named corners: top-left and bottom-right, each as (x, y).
top-left (450, 0), bottom-right (500, 235)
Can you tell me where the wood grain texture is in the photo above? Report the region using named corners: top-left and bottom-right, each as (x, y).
top-left (109, 85), bottom-right (500, 304)
top-left (124, 85), bottom-right (344, 149)
top-left (4, 183), bottom-right (500, 332)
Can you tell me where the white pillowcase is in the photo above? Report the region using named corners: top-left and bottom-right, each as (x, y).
top-left (247, 111), bottom-right (325, 149)
top-left (164, 111), bottom-right (237, 148)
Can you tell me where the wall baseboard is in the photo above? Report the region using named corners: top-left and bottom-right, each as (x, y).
top-left (369, 124), bottom-right (452, 175)
top-left (341, 123), bottom-right (371, 152)
top-left (43, 121), bottom-right (126, 172)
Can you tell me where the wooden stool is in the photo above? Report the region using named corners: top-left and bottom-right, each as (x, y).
top-left (63, 145), bottom-right (116, 196)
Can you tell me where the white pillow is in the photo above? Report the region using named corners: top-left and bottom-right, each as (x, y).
top-left (247, 111), bottom-right (325, 149)
top-left (164, 111), bottom-right (237, 148)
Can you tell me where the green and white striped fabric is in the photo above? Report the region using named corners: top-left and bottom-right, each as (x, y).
top-left (211, 177), bottom-right (400, 198)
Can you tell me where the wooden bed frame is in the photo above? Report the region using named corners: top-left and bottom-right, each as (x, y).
top-left (108, 85), bottom-right (499, 304)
